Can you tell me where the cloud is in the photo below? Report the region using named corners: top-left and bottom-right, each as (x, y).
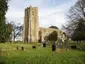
top-left (39, 0), bottom-right (77, 29)
top-left (6, 0), bottom-right (77, 29)
top-left (6, 7), bottom-right (24, 24)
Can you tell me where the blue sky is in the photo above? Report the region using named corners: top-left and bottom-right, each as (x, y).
top-left (6, 0), bottom-right (77, 29)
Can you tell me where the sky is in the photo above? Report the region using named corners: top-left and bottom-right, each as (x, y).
top-left (6, 0), bottom-right (77, 29)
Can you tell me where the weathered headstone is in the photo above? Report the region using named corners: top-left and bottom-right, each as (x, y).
top-left (32, 46), bottom-right (36, 49)
top-left (0, 48), bottom-right (2, 55)
top-left (71, 46), bottom-right (77, 49)
top-left (52, 43), bottom-right (56, 51)
top-left (21, 46), bottom-right (24, 51)
top-left (64, 39), bottom-right (68, 48)
top-left (16, 46), bottom-right (19, 50)
top-left (43, 42), bottom-right (46, 47)
top-left (58, 38), bottom-right (62, 48)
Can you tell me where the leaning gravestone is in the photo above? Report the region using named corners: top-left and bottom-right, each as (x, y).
top-left (64, 39), bottom-right (68, 48)
top-left (32, 46), bottom-right (36, 49)
top-left (0, 48), bottom-right (2, 55)
top-left (21, 46), bottom-right (24, 51)
top-left (52, 43), bottom-right (56, 51)
top-left (71, 46), bottom-right (77, 49)
top-left (16, 46), bottom-right (19, 50)
top-left (58, 38), bottom-right (62, 48)
top-left (43, 42), bottom-right (46, 47)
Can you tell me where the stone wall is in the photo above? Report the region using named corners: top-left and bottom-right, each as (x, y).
top-left (39, 27), bottom-right (67, 42)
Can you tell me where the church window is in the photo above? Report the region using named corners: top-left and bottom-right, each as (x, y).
top-left (32, 13), bottom-right (34, 15)
top-left (32, 11), bottom-right (34, 15)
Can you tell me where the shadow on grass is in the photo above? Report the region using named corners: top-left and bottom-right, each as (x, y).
top-left (0, 56), bottom-right (5, 64)
top-left (72, 49), bottom-right (85, 64)
top-left (79, 54), bottom-right (85, 64)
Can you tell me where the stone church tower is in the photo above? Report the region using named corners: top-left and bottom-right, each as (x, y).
top-left (23, 6), bottom-right (39, 42)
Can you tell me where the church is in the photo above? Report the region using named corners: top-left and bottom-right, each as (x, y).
top-left (23, 6), bottom-right (67, 43)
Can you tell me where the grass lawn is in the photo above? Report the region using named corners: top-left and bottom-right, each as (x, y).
top-left (0, 43), bottom-right (85, 64)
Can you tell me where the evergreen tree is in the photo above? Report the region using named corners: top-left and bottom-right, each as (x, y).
top-left (47, 31), bottom-right (58, 43)
top-left (72, 19), bottom-right (85, 41)
top-left (0, 0), bottom-right (8, 42)
top-left (49, 26), bottom-right (59, 29)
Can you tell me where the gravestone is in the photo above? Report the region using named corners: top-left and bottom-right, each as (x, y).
top-left (43, 42), bottom-right (46, 47)
top-left (52, 43), bottom-right (56, 51)
top-left (0, 48), bottom-right (2, 55)
top-left (32, 46), bottom-right (36, 49)
top-left (16, 46), bottom-right (19, 50)
top-left (64, 39), bottom-right (68, 48)
top-left (71, 46), bottom-right (77, 49)
top-left (21, 46), bottom-right (24, 51)
top-left (58, 38), bottom-right (62, 48)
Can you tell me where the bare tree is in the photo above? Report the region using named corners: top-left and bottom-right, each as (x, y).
top-left (11, 21), bottom-right (23, 42)
top-left (63, 0), bottom-right (85, 37)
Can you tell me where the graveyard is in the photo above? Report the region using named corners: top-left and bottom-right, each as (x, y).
top-left (0, 0), bottom-right (85, 64)
top-left (0, 42), bottom-right (85, 64)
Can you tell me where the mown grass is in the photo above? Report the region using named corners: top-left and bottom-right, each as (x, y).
top-left (0, 43), bottom-right (85, 64)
